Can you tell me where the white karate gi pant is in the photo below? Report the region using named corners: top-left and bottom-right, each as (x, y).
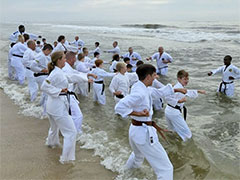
top-left (93, 82), bottom-right (106, 105)
top-left (153, 98), bottom-right (164, 111)
top-left (8, 58), bottom-right (16, 80)
top-left (126, 124), bottom-right (173, 180)
top-left (25, 69), bottom-right (38, 101)
top-left (35, 75), bottom-right (48, 115)
top-left (157, 67), bottom-right (168, 76)
top-left (11, 56), bottom-right (25, 85)
top-left (70, 96), bottom-right (83, 134)
top-left (73, 82), bottom-right (88, 97)
top-left (217, 83), bottom-right (234, 97)
top-left (165, 106), bottom-right (192, 141)
top-left (46, 113), bottom-right (77, 162)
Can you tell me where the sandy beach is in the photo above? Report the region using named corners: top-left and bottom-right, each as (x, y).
top-left (0, 90), bottom-right (116, 180)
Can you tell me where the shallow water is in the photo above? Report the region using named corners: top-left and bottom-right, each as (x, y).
top-left (0, 21), bottom-right (239, 179)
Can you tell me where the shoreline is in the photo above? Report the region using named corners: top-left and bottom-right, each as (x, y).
top-left (0, 89), bottom-right (116, 180)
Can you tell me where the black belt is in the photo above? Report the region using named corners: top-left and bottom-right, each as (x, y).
top-left (34, 72), bottom-right (48, 77)
top-left (59, 91), bottom-right (79, 115)
top-left (168, 104), bottom-right (187, 121)
top-left (94, 81), bottom-right (105, 95)
top-left (160, 98), bottom-right (163, 108)
top-left (159, 66), bottom-right (168, 69)
top-left (12, 54), bottom-right (23, 58)
top-left (116, 94), bottom-right (124, 99)
top-left (219, 81), bottom-right (233, 95)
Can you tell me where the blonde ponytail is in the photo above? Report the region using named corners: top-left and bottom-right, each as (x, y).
top-left (48, 51), bottom-right (64, 74)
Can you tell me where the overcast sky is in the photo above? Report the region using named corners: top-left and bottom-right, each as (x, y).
top-left (0, 0), bottom-right (239, 24)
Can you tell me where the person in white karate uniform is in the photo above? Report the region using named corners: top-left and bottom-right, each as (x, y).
top-left (62, 51), bottom-right (95, 137)
top-left (109, 62), bottom-right (130, 103)
top-left (90, 59), bottom-right (115, 105)
top-left (53, 35), bottom-right (77, 54)
top-left (208, 55), bottom-right (240, 97)
top-left (104, 41), bottom-right (120, 54)
top-left (89, 42), bottom-right (101, 56)
top-left (146, 46), bottom-right (173, 76)
top-left (82, 47), bottom-right (92, 65)
top-left (41, 51), bottom-right (88, 164)
top-left (90, 51), bottom-right (100, 66)
top-left (115, 64), bottom-right (187, 180)
top-left (121, 47), bottom-right (142, 72)
top-left (75, 53), bottom-right (96, 96)
top-left (10, 34), bottom-right (28, 85)
top-left (165, 70), bottom-right (206, 141)
top-left (30, 44), bottom-right (53, 115)
top-left (9, 25), bottom-right (39, 47)
top-left (69, 36), bottom-right (85, 53)
top-left (22, 40), bottom-right (38, 101)
top-left (109, 54), bottom-right (120, 72)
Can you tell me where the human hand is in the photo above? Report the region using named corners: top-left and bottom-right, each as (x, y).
top-left (208, 72), bottom-right (213, 76)
top-left (114, 91), bottom-right (122, 96)
top-left (88, 79), bottom-right (93, 83)
top-left (178, 97), bottom-right (187, 103)
top-left (174, 88), bottom-right (187, 94)
top-left (41, 68), bottom-right (48, 73)
top-left (61, 88), bottom-right (68, 92)
top-left (198, 90), bottom-right (206, 94)
top-left (229, 76), bottom-right (235, 80)
top-left (139, 109), bottom-right (149, 117)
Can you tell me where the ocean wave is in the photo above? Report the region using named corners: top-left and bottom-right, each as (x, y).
top-left (225, 30), bottom-right (240, 34)
top-left (30, 22), bottom-right (239, 43)
top-left (122, 24), bottom-right (177, 29)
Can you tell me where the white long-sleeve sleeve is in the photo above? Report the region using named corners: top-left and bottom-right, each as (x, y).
top-left (115, 93), bottom-right (142, 118)
top-left (149, 84), bottom-right (174, 100)
top-left (211, 66), bottom-right (224, 75)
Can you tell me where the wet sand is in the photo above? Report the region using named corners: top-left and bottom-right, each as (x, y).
top-left (0, 90), bottom-right (116, 180)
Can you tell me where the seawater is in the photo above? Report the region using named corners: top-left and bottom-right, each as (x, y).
top-left (0, 21), bottom-right (239, 180)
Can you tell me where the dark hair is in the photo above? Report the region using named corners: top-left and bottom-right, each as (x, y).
top-left (23, 34), bottom-right (29, 42)
top-left (126, 64), bottom-right (133, 68)
top-left (112, 54), bottom-right (120, 61)
top-left (224, 55), bottom-right (232, 61)
top-left (18, 25), bottom-right (24, 30)
top-left (136, 64), bottom-right (156, 81)
top-left (94, 51), bottom-right (100, 57)
top-left (36, 40), bottom-right (41, 45)
top-left (136, 60), bottom-right (144, 67)
top-left (123, 57), bottom-right (130, 63)
top-left (57, 35), bottom-right (65, 42)
top-left (95, 42), bottom-right (100, 46)
top-left (42, 38), bottom-right (46, 41)
top-left (42, 44), bottom-right (53, 51)
top-left (177, 70), bottom-right (189, 79)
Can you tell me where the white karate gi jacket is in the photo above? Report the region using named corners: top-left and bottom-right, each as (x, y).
top-left (107, 46), bottom-right (120, 54)
top-left (211, 64), bottom-right (240, 96)
top-left (151, 52), bottom-right (173, 75)
top-left (109, 73), bottom-right (130, 102)
top-left (122, 52), bottom-right (142, 71)
top-left (9, 30), bottom-right (38, 43)
top-left (41, 66), bottom-right (88, 116)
